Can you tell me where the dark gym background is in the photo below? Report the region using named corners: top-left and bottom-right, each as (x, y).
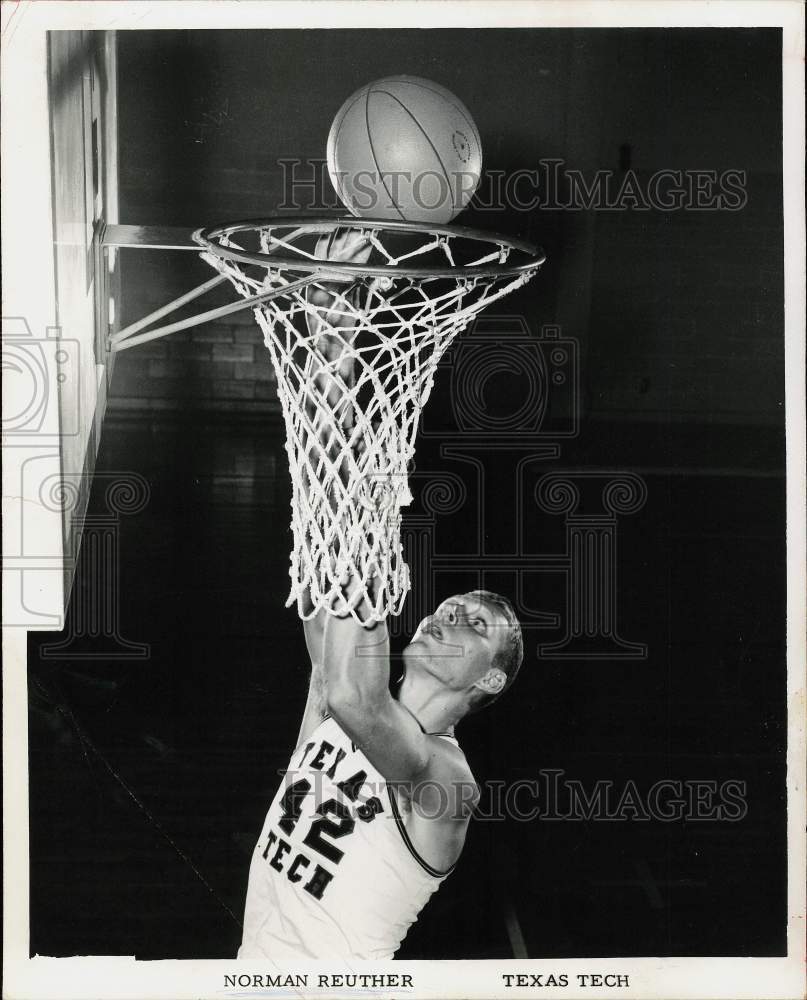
top-left (29, 28), bottom-right (786, 959)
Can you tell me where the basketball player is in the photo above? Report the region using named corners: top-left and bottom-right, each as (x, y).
top-left (238, 232), bottom-right (524, 961)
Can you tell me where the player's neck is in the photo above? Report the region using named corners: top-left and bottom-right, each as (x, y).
top-left (397, 673), bottom-right (460, 735)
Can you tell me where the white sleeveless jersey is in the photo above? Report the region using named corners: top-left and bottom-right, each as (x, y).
top-left (238, 716), bottom-right (458, 961)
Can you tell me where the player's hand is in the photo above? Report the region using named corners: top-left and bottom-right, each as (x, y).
top-left (305, 229), bottom-right (372, 343)
top-left (315, 229), bottom-right (373, 279)
top-left (328, 563), bottom-right (383, 623)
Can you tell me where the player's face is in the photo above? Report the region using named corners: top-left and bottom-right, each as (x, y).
top-left (404, 592), bottom-right (509, 691)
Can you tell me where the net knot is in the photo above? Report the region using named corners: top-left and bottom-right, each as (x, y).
top-left (370, 275), bottom-right (395, 294)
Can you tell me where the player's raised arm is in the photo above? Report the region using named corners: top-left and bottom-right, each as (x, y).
top-left (293, 230), bottom-right (372, 748)
top-left (321, 602), bottom-right (481, 826)
top-left (322, 609), bottom-right (432, 784)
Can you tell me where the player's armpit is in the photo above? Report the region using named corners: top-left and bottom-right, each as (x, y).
top-left (396, 747), bottom-right (478, 874)
top-left (295, 664), bottom-right (328, 750)
top-left (413, 748), bottom-right (480, 822)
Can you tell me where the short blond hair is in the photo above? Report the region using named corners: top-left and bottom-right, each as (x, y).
top-left (468, 589), bottom-right (523, 712)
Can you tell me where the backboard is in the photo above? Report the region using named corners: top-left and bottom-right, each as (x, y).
top-left (2, 30), bottom-right (118, 629)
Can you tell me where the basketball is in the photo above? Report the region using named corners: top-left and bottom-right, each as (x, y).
top-left (327, 75), bottom-right (483, 225)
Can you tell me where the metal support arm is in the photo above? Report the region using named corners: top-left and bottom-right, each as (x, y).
top-left (109, 273), bottom-right (317, 353)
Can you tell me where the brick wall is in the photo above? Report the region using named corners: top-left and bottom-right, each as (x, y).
top-left (110, 252), bottom-right (281, 416)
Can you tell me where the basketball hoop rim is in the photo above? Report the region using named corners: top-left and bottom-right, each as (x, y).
top-left (193, 216), bottom-right (546, 280)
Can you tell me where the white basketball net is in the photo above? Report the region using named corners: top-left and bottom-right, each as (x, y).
top-left (199, 222), bottom-right (542, 622)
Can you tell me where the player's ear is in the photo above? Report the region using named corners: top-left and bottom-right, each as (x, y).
top-left (472, 668), bottom-right (506, 697)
